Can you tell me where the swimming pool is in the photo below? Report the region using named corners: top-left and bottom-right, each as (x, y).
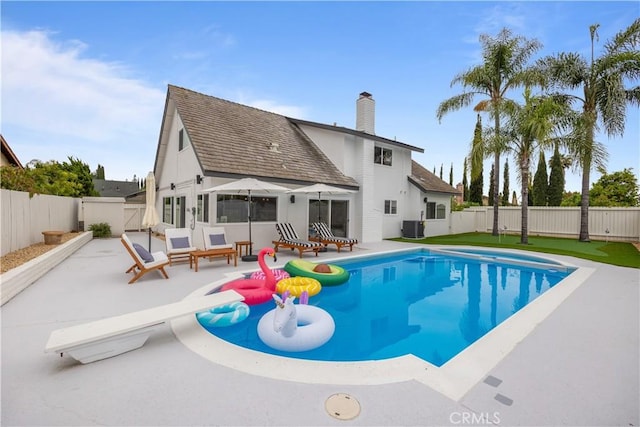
top-left (199, 248), bottom-right (575, 367)
top-left (434, 247), bottom-right (564, 265)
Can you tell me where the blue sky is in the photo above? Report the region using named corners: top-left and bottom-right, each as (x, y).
top-left (2, 1), bottom-right (638, 196)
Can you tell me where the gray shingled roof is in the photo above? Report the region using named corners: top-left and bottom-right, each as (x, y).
top-left (1, 134), bottom-right (23, 168)
top-left (92, 179), bottom-right (141, 197)
top-left (288, 118), bottom-right (424, 154)
top-left (409, 161), bottom-right (461, 195)
top-left (167, 85), bottom-right (359, 189)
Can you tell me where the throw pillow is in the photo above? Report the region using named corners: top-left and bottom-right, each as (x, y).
top-left (209, 234), bottom-right (226, 246)
top-left (170, 236), bottom-right (190, 249)
top-left (133, 243), bottom-right (154, 263)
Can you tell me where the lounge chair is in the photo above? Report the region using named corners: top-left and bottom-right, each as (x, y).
top-left (273, 223), bottom-right (323, 258)
top-left (311, 222), bottom-right (358, 252)
top-left (164, 228), bottom-right (197, 265)
top-left (121, 233), bottom-right (170, 284)
top-left (192, 226), bottom-right (237, 270)
top-left (202, 226), bottom-right (234, 251)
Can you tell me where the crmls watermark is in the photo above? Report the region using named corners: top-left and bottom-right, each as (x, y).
top-left (449, 411), bottom-right (501, 425)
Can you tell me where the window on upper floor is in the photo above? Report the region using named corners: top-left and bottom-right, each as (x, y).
top-left (178, 128), bottom-right (189, 151)
top-left (384, 199), bottom-right (397, 215)
top-left (374, 146), bottom-right (392, 166)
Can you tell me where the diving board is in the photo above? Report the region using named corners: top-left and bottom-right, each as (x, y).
top-left (45, 290), bottom-right (243, 364)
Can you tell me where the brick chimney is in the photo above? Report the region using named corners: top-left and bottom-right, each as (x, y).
top-left (455, 183), bottom-right (464, 205)
top-left (356, 92), bottom-right (375, 134)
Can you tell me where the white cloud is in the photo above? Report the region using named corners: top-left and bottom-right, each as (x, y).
top-left (246, 99), bottom-right (307, 119)
top-left (226, 89), bottom-right (307, 118)
top-left (1, 29), bottom-right (165, 179)
top-left (476, 3), bottom-right (528, 36)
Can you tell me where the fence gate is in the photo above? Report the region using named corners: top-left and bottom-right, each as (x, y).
top-left (124, 204), bottom-right (146, 231)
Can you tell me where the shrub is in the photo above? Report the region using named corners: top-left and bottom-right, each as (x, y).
top-left (89, 222), bottom-right (111, 238)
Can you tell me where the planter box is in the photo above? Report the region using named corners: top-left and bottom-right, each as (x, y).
top-left (1, 231), bottom-right (92, 306)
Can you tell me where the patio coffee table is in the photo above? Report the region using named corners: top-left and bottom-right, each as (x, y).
top-left (189, 248), bottom-right (237, 272)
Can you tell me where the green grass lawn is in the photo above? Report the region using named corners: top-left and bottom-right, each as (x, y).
top-left (391, 233), bottom-right (640, 268)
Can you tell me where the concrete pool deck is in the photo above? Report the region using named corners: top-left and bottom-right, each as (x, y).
top-left (2, 233), bottom-right (638, 426)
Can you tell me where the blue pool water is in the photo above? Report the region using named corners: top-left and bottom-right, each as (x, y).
top-left (439, 248), bottom-right (564, 265)
top-left (202, 249), bottom-right (574, 367)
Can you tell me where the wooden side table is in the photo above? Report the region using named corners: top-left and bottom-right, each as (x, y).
top-left (235, 241), bottom-right (253, 257)
top-left (189, 248), bottom-right (237, 272)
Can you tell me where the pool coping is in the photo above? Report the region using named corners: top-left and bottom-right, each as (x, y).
top-left (171, 246), bottom-right (595, 401)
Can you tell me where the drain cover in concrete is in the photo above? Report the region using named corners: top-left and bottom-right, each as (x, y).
top-left (325, 393), bottom-right (361, 420)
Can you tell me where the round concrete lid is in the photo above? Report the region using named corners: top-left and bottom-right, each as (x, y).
top-left (325, 393), bottom-right (361, 420)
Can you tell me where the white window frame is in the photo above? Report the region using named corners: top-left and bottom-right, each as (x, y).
top-left (374, 146), bottom-right (393, 166)
top-left (384, 199), bottom-right (397, 215)
top-left (178, 128), bottom-right (189, 151)
top-left (163, 197), bottom-right (174, 224)
top-left (196, 193), bottom-right (209, 223)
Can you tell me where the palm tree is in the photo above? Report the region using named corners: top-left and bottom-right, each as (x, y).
top-left (499, 88), bottom-right (572, 244)
top-left (538, 19), bottom-right (640, 241)
top-left (469, 114), bottom-right (484, 204)
top-left (437, 28), bottom-right (543, 235)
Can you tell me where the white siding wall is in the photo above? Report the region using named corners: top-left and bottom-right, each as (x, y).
top-left (156, 112), bottom-right (201, 235)
top-left (423, 193), bottom-right (453, 237)
top-left (299, 126), bottom-right (348, 172)
top-left (372, 142), bottom-right (415, 239)
top-left (296, 125), bottom-right (431, 241)
top-left (356, 138), bottom-right (380, 243)
top-left (295, 126), bottom-right (361, 241)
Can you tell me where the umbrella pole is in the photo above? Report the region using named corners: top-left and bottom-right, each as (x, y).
top-left (317, 191), bottom-right (327, 252)
top-left (148, 228), bottom-right (152, 252)
top-left (242, 190), bottom-right (258, 262)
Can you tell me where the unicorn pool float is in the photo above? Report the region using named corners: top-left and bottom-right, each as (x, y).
top-left (257, 293), bottom-right (335, 352)
top-left (218, 247), bottom-right (280, 305)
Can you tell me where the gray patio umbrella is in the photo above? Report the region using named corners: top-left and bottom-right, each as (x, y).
top-left (288, 183), bottom-right (356, 224)
top-left (141, 171), bottom-right (160, 251)
top-left (204, 177), bottom-right (290, 261)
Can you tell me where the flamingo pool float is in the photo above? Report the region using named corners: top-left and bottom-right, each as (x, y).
top-left (220, 247), bottom-right (278, 305)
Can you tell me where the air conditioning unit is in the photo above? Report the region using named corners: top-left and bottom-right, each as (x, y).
top-left (402, 220), bottom-right (424, 238)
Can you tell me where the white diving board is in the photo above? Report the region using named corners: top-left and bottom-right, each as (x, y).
top-left (45, 290), bottom-right (243, 364)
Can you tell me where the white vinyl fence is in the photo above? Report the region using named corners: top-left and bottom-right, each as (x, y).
top-left (124, 204), bottom-right (146, 231)
top-left (450, 206), bottom-right (640, 241)
top-left (1, 189), bottom-right (81, 256)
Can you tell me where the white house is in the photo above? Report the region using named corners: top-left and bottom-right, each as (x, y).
top-left (152, 86), bottom-right (459, 249)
